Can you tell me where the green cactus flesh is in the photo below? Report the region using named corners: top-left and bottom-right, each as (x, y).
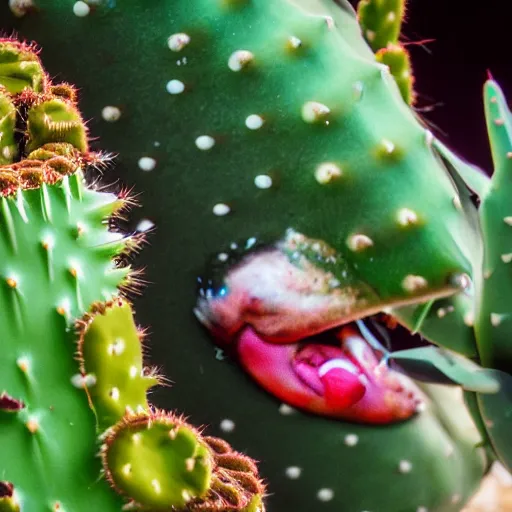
top-left (0, 1), bottom-right (497, 510)
top-left (476, 80), bottom-right (512, 372)
top-left (0, 172), bottom-right (130, 510)
top-left (0, 37), bottom-right (266, 512)
top-left (102, 412), bottom-right (214, 510)
top-left (469, 80), bottom-right (512, 472)
top-left (375, 44), bottom-right (414, 105)
top-left (78, 299), bottom-right (159, 431)
top-left (357, 0), bottom-right (406, 52)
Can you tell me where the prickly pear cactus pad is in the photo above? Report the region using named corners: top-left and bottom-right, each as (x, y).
top-left (0, 37), bottom-right (266, 512)
top-left (0, 1), bottom-right (498, 511)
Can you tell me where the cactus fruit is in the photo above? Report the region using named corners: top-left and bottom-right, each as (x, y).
top-left (1, 0), bottom-right (511, 511)
top-left (0, 37), bottom-right (265, 512)
top-left (357, 0), bottom-right (415, 104)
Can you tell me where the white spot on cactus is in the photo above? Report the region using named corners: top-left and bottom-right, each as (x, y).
top-left (254, 175), bottom-right (273, 189)
top-left (504, 216), bottom-right (512, 226)
top-left (366, 30), bottom-right (376, 42)
top-left (213, 203), bottom-right (231, 216)
top-left (151, 479), bottom-right (161, 494)
top-left (168, 33), bottom-right (190, 52)
top-left (185, 458), bottom-right (196, 472)
top-left (182, 490), bottom-right (192, 502)
top-left (501, 253), bottom-right (512, 263)
top-left (108, 338), bottom-right (125, 356)
top-left (285, 466), bottom-right (302, 479)
top-left (73, 1), bottom-right (90, 16)
top-left (494, 118), bottom-right (505, 126)
top-left (507, 152), bottom-right (512, 159)
top-left (166, 79), bottom-right (185, 95)
top-left (397, 208), bottom-right (418, 226)
top-left (302, 101), bottom-right (330, 123)
top-left (17, 357), bottom-right (30, 373)
top-left (386, 11), bottom-right (396, 22)
top-left (353, 81), bottom-right (364, 100)
top-left (344, 434), bottom-right (359, 447)
top-left (289, 36), bottom-right (302, 48)
top-left (169, 428), bottom-right (178, 440)
top-left (228, 50), bottom-right (254, 71)
top-left (491, 313), bottom-right (505, 326)
top-left (217, 252), bottom-right (229, 262)
top-left (101, 106), bottom-right (121, 122)
top-left (246, 114), bottom-right (264, 130)
top-left (71, 373), bottom-right (97, 389)
top-left (122, 463), bottom-right (132, 476)
top-left (347, 234), bottom-right (374, 252)
top-left (380, 139), bottom-right (396, 155)
top-left (453, 196), bottom-right (462, 210)
top-left (402, 275), bottom-right (428, 293)
top-left (26, 416), bottom-right (39, 434)
top-left (463, 311), bottom-right (474, 327)
top-left (220, 419), bottom-right (235, 432)
top-left (132, 433), bottom-right (142, 443)
top-left (279, 403), bottom-right (296, 415)
top-left (324, 16), bottom-right (335, 30)
top-left (425, 130), bottom-right (434, 146)
top-left (398, 460), bottom-right (413, 473)
top-left (317, 488), bottom-right (334, 502)
top-left (315, 162), bottom-right (342, 184)
top-left (109, 387), bottom-right (120, 401)
top-left (9, 0), bottom-right (35, 17)
top-left (195, 135), bottom-right (215, 151)
top-left (416, 507), bottom-right (428, 512)
top-left (138, 157), bottom-right (156, 172)
top-left (136, 219), bottom-right (155, 232)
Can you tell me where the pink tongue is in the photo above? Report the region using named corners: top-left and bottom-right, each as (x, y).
top-left (320, 368), bottom-right (366, 409)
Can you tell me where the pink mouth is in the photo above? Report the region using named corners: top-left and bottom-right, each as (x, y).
top-left (236, 325), bottom-right (422, 424)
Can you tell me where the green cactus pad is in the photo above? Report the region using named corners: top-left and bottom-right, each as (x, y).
top-left (0, 47), bottom-right (135, 508)
top-left (475, 79), bottom-right (512, 373)
top-left (78, 298), bottom-right (159, 430)
top-left (102, 411), bottom-right (214, 510)
top-left (357, 0), bottom-right (406, 51)
top-left (0, 39), bottom-right (46, 94)
top-left (0, 91), bottom-right (17, 165)
top-left (25, 96), bottom-right (89, 154)
top-left (375, 43), bottom-right (414, 105)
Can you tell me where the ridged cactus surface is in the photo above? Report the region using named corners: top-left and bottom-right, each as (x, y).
top-left (0, 1), bottom-right (502, 511)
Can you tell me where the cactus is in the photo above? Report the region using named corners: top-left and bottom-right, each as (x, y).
top-left (1, 0), bottom-right (511, 511)
top-left (357, 0), bottom-right (415, 104)
top-left (0, 38), bottom-right (265, 512)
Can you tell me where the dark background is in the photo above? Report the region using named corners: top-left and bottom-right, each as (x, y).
top-left (349, 0), bottom-right (510, 175)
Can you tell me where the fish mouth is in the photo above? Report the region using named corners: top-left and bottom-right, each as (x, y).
top-left (194, 241), bottom-right (425, 424)
top-left (233, 322), bottom-right (423, 424)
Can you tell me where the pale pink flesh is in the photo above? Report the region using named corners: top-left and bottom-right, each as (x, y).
top-left (237, 325), bottom-right (421, 424)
